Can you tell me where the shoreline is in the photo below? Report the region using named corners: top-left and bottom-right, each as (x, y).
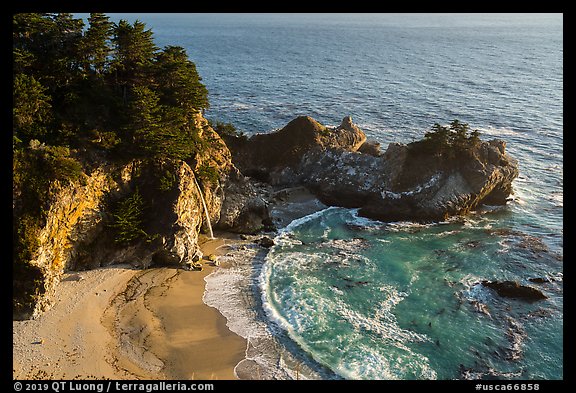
top-left (12, 235), bottom-right (249, 380)
top-left (12, 186), bottom-right (327, 381)
top-left (202, 188), bottom-right (338, 380)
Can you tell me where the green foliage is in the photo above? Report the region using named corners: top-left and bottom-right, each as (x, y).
top-left (111, 19), bottom-right (157, 82)
top-left (14, 143), bottom-right (84, 216)
top-left (13, 73), bottom-right (52, 144)
top-left (13, 13), bottom-right (210, 156)
top-left (158, 170), bottom-right (178, 192)
top-left (154, 45), bottom-right (209, 112)
top-left (196, 164), bottom-right (219, 184)
top-left (81, 13), bottom-right (113, 75)
top-left (14, 214), bottom-right (41, 267)
top-left (418, 120), bottom-right (482, 157)
top-left (108, 188), bottom-right (148, 244)
top-left (210, 120), bottom-right (245, 138)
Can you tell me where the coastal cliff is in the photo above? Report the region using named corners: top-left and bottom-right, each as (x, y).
top-left (12, 115), bottom-right (270, 320)
top-left (13, 113), bottom-right (519, 320)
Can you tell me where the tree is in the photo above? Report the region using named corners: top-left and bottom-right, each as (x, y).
top-left (109, 187), bottom-right (148, 244)
top-left (12, 13), bottom-right (49, 75)
top-left (110, 19), bottom-right (158, 103)
top-left (81, 13), bottom-right (113, 75)
top-left (468, 129), bottom-right (481, 146)
top-left (19, 13), bottom-right (85, 91)
top-left (424, 123), bottom-right (450, 150)
top-left (417, 120), bottom-right (482, 158)
top-left (123, 85), bottom-right (162, 149)
top-left (13, 73), bottom-right (52, 144)
top-left (154, 45), bottom-right (209, 113)
top-left (449, 119), bottom-right (469, 149)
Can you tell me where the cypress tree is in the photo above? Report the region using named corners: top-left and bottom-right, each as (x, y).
top-left (82, 13), bottom-right (113, 75)
top-left (110, 19), bottom-right (158, 103)
top-left (154, 45), bottom-right (209, 113)
top-left (13, 73), bottom-right (52, 144)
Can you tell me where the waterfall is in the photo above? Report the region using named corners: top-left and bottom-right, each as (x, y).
top-left (193, 173), bottom-right (215, 239)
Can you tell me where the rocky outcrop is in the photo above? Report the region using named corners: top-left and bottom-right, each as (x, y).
top-left (19, 165), bottom-right (119, 318)
top-left (226, 115), bottom-right (366, 182)
top-left (216, 166), bottom-right (272, 234)
top-left (228, 116), bottom-right (519, 222)
top-left (481, 280), bottom-right (548, 302)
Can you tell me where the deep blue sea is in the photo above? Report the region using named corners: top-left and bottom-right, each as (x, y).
top-left (100, 13), bottom-right (563, 380)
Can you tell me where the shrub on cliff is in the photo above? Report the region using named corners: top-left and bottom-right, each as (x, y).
top-left (108, 187), bottom-right (149, 245)
top-left (209, 120), bottom-right (246, 139)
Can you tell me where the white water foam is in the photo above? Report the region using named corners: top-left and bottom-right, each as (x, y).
top-left (203, 243), bottom-right (333, 380)
top-left (280, 206), bottom-right (339, 235)
top-left (257, 208), bottom-right (439, 380)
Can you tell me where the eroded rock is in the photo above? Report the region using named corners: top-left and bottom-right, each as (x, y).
top-left (226, 115), bottom-right (519, 222)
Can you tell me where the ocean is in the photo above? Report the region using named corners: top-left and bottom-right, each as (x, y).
top-left (104, 13), bottom-right (563, 380)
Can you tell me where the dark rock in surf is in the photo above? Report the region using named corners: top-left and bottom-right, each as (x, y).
top-left (528, 277), bottom-right (551, 284)
top-left (257, 236), bottom-right (275, 248)
top-left (481, 280), bottom-right (548, 302)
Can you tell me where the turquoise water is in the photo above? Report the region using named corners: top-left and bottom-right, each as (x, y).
top-left (93, 13), bottom-right (563, 379)
top-left (261, 207), bottom-right (562, 379)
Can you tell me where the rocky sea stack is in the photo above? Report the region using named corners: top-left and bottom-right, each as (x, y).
top-left (226, 115), bottom-right (519, 222)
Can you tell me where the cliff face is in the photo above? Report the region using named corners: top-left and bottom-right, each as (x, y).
top-left (21, 166), bottom-right (118, 318)
top-left (16, 159), bottom-right (207, 319)
top-left (226, 115), bottom-right (366, 182)
top-left (228, 116), bottom-right (519, 222)
top-left (13, 114), bottom-right (271, 320)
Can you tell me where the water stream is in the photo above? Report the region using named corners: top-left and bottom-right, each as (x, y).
top-left (193, 173), bottom-right (214, 239)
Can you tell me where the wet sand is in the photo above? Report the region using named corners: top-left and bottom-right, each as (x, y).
top-left (13, 235), bottom-right (247, 380)
top-left (13, 186), bottom-right (324, 380)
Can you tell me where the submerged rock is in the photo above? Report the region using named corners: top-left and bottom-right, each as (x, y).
top-left (481, 280), bottom-right (548, 302)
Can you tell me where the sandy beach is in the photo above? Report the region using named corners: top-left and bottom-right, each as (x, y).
top-left (12, 235), bottom-right (248, 380)
top-left (13, 186), bottom-right (327, 381)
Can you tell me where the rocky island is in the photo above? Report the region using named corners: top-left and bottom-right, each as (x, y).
top-left (225, 115), bottom-right (519, 222)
